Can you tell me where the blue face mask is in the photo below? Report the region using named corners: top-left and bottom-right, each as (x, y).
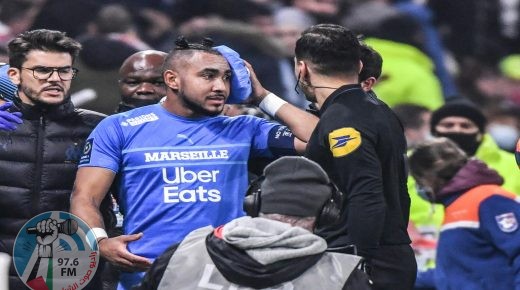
top-left (416, 185), bottom-right (434, 202)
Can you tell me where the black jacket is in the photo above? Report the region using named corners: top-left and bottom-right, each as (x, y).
top-left (305, 85), bottom-right (411, 258)
top-left (0, 98), bottom-right (110, 289)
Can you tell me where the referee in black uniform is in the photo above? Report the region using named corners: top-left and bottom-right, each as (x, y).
top-left (295, 24), bottom-right (416, 290)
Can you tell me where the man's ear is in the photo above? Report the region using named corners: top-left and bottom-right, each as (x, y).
top-left (295, 59), bottom-right (304, 76)
top-left (7, 67), bottom-right (21, 85)
top-left (361, 77), bottom-right (377, 91)
top-left (163, 70), bottom-right (179, 91)
top-left (358, 60), bottom-right (363, 74)
top-left (296, 61), bottom-right (311, 83)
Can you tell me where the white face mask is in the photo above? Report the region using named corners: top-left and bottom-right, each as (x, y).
top-left (488, 123), bottom-right (520, 151)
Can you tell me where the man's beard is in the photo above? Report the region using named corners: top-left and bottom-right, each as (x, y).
top-left (178, 89), bottom-right (222, 117)
top-left (20, 83), bottom-right (67, 107)
top-left (295, 75), bottom-right (317, 103)
top-left (300, 84), bottom-right (317, 103)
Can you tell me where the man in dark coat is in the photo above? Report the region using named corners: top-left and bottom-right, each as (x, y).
top-left (0, 29), bottom-right (112, 290)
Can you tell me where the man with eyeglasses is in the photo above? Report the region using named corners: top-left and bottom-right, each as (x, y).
top-left (0, 29), bottom-right (113, 290)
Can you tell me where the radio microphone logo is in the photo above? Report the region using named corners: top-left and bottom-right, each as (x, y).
top-left (13, 211), bottom-right (99, 290)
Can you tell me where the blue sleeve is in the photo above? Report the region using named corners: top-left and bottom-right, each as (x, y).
top-left (480, 195), bottom-right (520, 289)
top-left (78, 116), bottom-right (123, 173)
top-left (250, 118), bottom-right (296, 158)
top-left (415, 268), bottom-right (436, 288)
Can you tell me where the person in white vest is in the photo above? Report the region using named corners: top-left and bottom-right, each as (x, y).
top-left (135, 156), bottom-right (373, 290)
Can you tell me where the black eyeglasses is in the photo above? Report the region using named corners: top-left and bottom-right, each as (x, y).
top-left (22, 66), bottom-right (78, 81)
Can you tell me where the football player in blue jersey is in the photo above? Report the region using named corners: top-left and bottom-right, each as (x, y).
top-left (70, 37), bottom-right (319, 290)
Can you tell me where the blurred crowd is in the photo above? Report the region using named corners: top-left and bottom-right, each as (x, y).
top-left (0, 0), bottom-right (519, 152)
top-left (1, 1), bottom-right (520, 289)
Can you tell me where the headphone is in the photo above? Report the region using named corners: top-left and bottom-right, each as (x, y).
top-left (243, 175), bottom-right (343, 228)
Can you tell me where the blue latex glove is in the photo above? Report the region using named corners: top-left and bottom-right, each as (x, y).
top-left (0, 101), bottom-right (23, 131)
top-left (214, 45), bottom-right (252, 104)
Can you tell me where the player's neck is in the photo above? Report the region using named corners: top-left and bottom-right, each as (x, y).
top-left (161, 96), bottom-right (191, 117)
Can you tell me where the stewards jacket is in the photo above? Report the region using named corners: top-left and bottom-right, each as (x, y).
top-left (409, 134), bottom-right (520, 233)
top-left (416, 159), bottom-right (520, 290)
top-left (0, 98), bottom-right (107, 289)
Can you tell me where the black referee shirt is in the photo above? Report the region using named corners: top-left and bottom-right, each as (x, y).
top-left (305, 84), bottom-right (411, 257)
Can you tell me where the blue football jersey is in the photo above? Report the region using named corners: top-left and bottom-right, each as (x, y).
top-left (79, 104), bottom-right (295, 289)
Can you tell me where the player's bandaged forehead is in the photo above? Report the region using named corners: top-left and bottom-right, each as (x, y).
top-left (267, 126), bottom-right (296, 156)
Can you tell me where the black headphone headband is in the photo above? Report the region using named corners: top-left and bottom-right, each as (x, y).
top-left (243, 175), bottom-right (342, 228)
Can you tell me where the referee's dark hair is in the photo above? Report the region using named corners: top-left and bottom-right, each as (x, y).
top-left (295, 24), bottom-right (362, 77)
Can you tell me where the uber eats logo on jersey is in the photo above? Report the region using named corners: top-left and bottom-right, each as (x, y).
top-left (162, 167), bottom-right (221, 203)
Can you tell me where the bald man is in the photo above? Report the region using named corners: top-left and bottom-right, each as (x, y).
top-left (116, 50), bottom-right (167, 112)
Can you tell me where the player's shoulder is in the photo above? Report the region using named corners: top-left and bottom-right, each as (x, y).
top-left (222, 114), bottom-right (271, 126)
top-left (104, 105), bottom-right (161, 127)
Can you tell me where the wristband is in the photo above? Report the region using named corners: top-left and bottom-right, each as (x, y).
top-left (91, 227), bottom-right (108, 242)
top-left (259, 93), bottom-right (288, 117)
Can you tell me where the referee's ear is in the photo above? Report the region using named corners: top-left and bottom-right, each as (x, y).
top-left (296, 60), bottom-right (312, 84)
